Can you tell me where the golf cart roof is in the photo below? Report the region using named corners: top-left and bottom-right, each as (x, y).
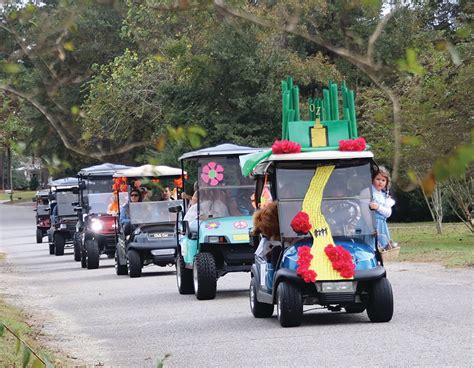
top-left (35, 190), bottom-right (50, 197)
top-left (77, 163), bottom-right (131, 177)
top-left (179, 144), bottom-right (264, 161)
top-left (47, 177), bottom-right (78, 188)
top-left (113, 164), bottom-right (184, 178)
top-left (251, 150), bottom-right (374, 176)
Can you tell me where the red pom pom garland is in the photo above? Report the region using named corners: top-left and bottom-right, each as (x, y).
top-left (338, 137), bottom-right (366, 151)
top-left (324, 244), bottom-right (355, 278)
top-left (296, 246), bottom-right (317, 283)
top-left (272, 140), bottom-right (302, 154)
top-left (290, 211), bottom-right (312, 234)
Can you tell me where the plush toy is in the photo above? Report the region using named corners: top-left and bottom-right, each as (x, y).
top-left (252, 201), bottom-right (280, 241)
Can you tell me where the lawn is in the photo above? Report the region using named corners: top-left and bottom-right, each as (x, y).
top-left (390, 222), bottom-right (474, 268)
top-left (0, 190), bottom-right (37, 203)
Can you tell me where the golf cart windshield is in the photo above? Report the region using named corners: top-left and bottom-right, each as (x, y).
top-left (129, 200), bottom-right (180, 225)
top-left (276, 162), bottom-right (375, 240)
top-left (56, 191), bottom-right (77, 216)
top-left (87, 192), bottom-right (127, 214)
top-left (36, 205), bottom-right (50, 216)
top-left (85, 178), bottom-right (113, 193)
top-left (198, 157), bottom-right (255, 217)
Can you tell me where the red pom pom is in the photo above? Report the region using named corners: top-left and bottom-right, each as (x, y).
top-left (296, 246), bottom-right (317, 283)
top-left (272, 140), bottom-right (302, 154)
top-left (324, 244), bottom-right (355, 278)
top-left (291, 211), bottom-right (312, 234)
top-left (339, 137), bottom-right (366, 151)
top-left (119, 184), bottom-right (128, 192)
top-left (112, 183), bottom-right (120, 191)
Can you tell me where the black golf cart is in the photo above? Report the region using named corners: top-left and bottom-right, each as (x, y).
top-left (75, 163), bottom-right (130, 269)
top-left (33, 190), bottom-right (50, 243)
top-left (46, 177), bottom-right (79, 256)
top-left (172, 144), bottom-right (263, 300)
top-left (114, 165), bottom-right (183, 278)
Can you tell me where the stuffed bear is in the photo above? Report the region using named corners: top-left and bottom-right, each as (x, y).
top-left (252, 201), bottom-right (280, 241)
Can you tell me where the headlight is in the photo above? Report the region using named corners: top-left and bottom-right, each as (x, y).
top-left (317, 281), bottom-right (356, 293)
top-left (90, 220), bottom-right (103, 232)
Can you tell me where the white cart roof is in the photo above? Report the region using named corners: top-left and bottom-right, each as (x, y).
top-left (114, 164), bottom-right (184, 178)
top-left (179, 143), bottom-right (264, 161)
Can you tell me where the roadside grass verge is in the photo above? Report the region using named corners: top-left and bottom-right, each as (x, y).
top-left (0, 190), bottom-right (37, 204)
top-left (390, 222), bottom-right (474, 268)
top-left (0, 253), bottom-right (66, 367)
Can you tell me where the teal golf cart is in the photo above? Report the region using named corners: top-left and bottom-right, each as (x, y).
top-left (173, 144), bottom-right (263, 300)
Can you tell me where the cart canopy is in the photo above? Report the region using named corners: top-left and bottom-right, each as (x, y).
top-left (179, 143), bottom-right (263, 161)
top-left (77, 163), bottom-right (131, 177)
top-left (114, 164), bottom-right (183, 178)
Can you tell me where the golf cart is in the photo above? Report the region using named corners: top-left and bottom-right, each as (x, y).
top-left (242, 78), bottom-right (393, 327)
top-left (173, 144), bottom-right (263, 300)
top-left (33, 190), bottom-right (50, 243)
top-left (46, 177), bottom-right (79, 256)
top-left (75, 163), bottom-right (131, 269)
top-left (114, 165), bottom-right (184, 278)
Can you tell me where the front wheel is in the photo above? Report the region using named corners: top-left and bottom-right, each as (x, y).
top-left (86, 239), bottom-right (100, 269)
top-left (176, 254), bottom-right (194, 294)
top-left (193, 253), bottom-right (217, 300)
top-left (277, 281), bottom-right (303, 327)
top-left (36, 229), bottom-right (43, 243)
top-left (54, 233), bottom-right (65, 256)
top-left (367, 277), bottom-right (393, 322)
top-left (128, 249), bottom-right (142, 278)
top-left (250, 277), bottom-right (274, 318)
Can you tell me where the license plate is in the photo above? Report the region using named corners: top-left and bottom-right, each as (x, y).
top-left (233, 234), bottom-right (249, 241)
top-left (150, 233), bottom-right (171, 239)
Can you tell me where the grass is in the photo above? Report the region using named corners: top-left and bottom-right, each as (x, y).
top-left (390, 222), bottom-right (474, 268)
top-left (0, 190), bottom-right (37, 203)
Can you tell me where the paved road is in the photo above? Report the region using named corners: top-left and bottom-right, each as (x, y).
top-left (0, 204), bottom-right (473, 367)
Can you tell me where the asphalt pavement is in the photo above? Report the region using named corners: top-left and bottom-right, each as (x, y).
top-left (0, 203), bottom-right (473, 367)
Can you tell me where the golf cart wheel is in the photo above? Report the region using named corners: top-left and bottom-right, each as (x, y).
top-left (115, 250), bottom-right (128, 276)
top-left (128, 249), bottom-right (142, 278)
top-left (367, 277), bottom-right (393, 323)
top-left (49, 243), bottom-right (55, 255)
top-left (73, 240), bottom-right (81, 262)
top-left (85, 239), bottom-right (100, 269)
top-left (250, 277), bottom-right (274, 318)
top-left (36, 229), bottom-right (43, 243)
top-left (344, 304), bottom-right (366, 313)
top-left (80, 246), bottom-right (87, 268)
top-left (176, 254), bottom-right (194, 294)
top-left (54, 233), bottom-right (65, 256)
top-left (277, 281), bottom-right (303, 327)
top-left (193, 252), bottom-right (217, 300)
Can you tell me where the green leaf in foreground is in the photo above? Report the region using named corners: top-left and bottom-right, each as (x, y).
top-left (22, 346), bottom-right (32, 368)
top-left (31, 358), bottom-right (44, 368)
top-left (0, 323), bottom-right (4, 336)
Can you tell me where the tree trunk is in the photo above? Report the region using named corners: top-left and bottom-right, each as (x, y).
top-left (7, 146), bottom-right (13, 201)
top-left (419, 176), bottom-right (443, 235)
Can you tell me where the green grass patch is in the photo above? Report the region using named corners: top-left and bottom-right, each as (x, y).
top-left (390, 222), bottom-right (474, 268)
top-left (0, 190), bottom-right (37, 203)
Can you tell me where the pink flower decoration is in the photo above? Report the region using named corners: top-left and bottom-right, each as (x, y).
top-left (338, 137), bottom-right (367, 151)
top-left (201, 161), bottom-right (224, 186)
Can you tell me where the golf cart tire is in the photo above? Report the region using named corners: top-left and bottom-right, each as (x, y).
top-left (344, 304), bottom-right (366, 313)
top-left (73, 241), bottom-right (81, 262)
top-left (86, 239), bottom-right (100, 269)
top-left (128, 249), bottom-right (142, 278)
top-left (115, 250), bottom-right (128, 276)
top-left (277, 281), bottom-right (303, 327)
top-left (176, 254), bottom-right (194, 294)
top-left (80, 248), bottom-right (87, 268)
top-left (54, 233), bottom-right (65, 256)
top-left (367, 277), bottom-right (393, 323)
top-left (49, 243), bottom-right (55, 255)
top-left (250, 277), bottom-right (274, 318)
top-left (193, 252), bottom-right (217, 300)
top-left (36, 229), bottom-right (43, 243)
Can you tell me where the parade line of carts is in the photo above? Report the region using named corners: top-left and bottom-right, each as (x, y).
top-left (33, 78), bottom-right (394, 327)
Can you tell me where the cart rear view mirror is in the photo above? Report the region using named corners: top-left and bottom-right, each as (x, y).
top-left (123, 222), bottom-right (132, 236)
top-left (168, 205), bottom-right (183, 213)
